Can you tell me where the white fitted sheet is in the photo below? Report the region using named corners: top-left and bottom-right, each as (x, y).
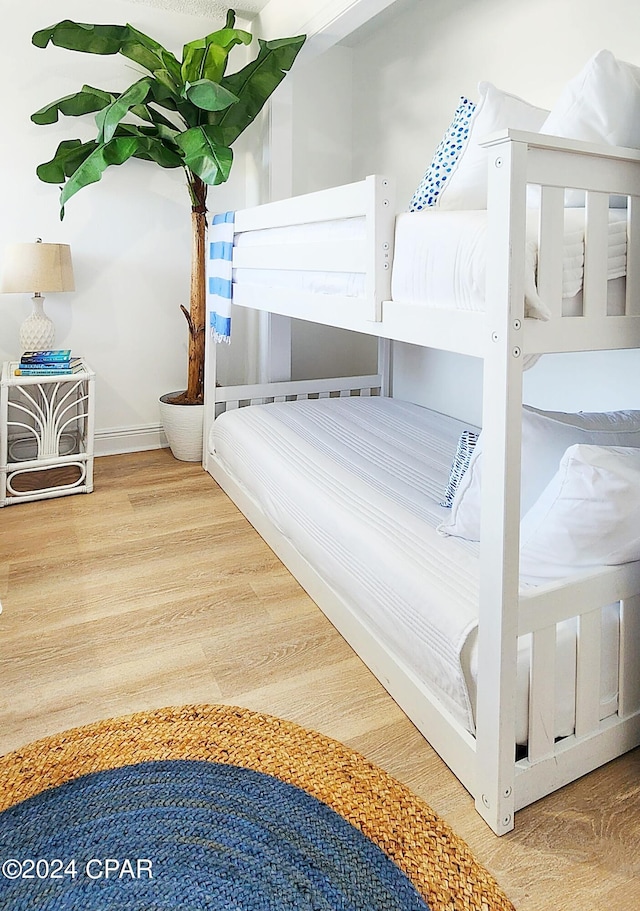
top-left (232, 210), bottom-right (627, 320)
top-left (210, 396), bottom-right (619, 742)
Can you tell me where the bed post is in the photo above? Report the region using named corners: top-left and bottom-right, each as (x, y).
top-left (377, 338), bottom-right (392, 396)
top-left (366, 175), bottom-right (395, 321)
top-left (202, 318), bottom-right (217, 470)
top-left (474, 133), bottom-right (529, 835)
top-left (258, 313), bottom-right (292, 383)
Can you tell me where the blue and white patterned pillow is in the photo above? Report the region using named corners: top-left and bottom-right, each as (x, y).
top-left (440, 429), bottom-right (479, 508)
top-left (408, 97), bottom-right (476, 211)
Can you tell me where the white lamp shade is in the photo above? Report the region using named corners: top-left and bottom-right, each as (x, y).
top-left (0, 242), bottom-right (74, 294)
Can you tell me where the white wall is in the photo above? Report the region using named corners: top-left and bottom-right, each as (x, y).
top-left (349, 0), bottom-right (640, 423)
top-left (0, 0), bottom-right (256, 453)
top-left (288, 42), bottom-right (378, 380)
top-left (292, 45), bottom-right (354, 195)
top-left (351, 0), bottom-right (640, 207)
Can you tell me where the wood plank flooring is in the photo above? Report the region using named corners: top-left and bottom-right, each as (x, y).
top-left (1, 449), bottom-right (639, 910)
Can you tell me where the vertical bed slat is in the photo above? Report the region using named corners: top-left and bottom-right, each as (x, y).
top-left (583, 191), bottom-right (611, 318)
top-left (619, 595), bottom-right (640, 717)
top-left (536, 186), bottom-right (565, 319)
top-left (528, 626), bottom-right (557, 762)
top-left (625, 198), bottom-right (640, 316)
top-left (575, 608), bottom-right (602, 739)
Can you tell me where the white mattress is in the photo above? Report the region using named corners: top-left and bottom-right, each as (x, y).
top-left (232, 209), bottom-right (627, 319)
top-left (392, 208), bottom-right (627, 319)
top-left (233, 216), bottom-right (366, 299)
top-left (210, 396), bottom-right (619, 742)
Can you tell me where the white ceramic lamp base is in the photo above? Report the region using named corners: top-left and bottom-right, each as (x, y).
top-left (19, 295), bottom-right (55, 352)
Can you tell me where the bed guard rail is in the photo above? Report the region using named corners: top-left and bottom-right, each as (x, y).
top-left (232, 175), bottom-right (395, 323)
top-left (213, 373), bottom-right (383, 418)
top-left (519, 561), bottom-right (640, 766)
top-left (481, 128), bottom-right (640, 355)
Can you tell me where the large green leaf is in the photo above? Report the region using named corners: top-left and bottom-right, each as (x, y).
top-left (32, 21), bottom-right (181, 84)
top-left (175, 126), bottom-right (232, 185)
top-left (31, 85), bottom-right (115, 125)
top-left (58, 135), bottom-right (150, 213)
top-left (182, 79), bottom-right (238, 113)
top-left (95, 77), bottom-right (153, 143)
top-left (36, 125), bottom-right (183, 193)
top-left (33, 20), bottom-right (129, 53)
top-left (215, 35), bottom-right (305, 145)
top-left (36, 138), bottom-right (98, 183)
top-left (181, 27), bottom-right (251, 86)
top-left (121, 25), bottom-right (181, 83)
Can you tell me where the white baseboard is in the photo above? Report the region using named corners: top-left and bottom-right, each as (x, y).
top-left (95, 424), bottom-right (169, 456)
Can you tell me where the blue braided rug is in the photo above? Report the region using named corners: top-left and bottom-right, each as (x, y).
top-left (0, 705), bottom-right (515, 911)
top-left (0, 759), bottom-right (428, 910)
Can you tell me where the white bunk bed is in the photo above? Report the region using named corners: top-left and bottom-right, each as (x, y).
top-left (202, 128), bottom-right (640, 835)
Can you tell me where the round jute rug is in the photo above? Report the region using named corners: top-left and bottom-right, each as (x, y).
top-left (0, 704), bottom-right (515, 911)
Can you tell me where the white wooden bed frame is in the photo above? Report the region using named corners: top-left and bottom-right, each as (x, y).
top-left (203, 129), bottom-right (640, 835)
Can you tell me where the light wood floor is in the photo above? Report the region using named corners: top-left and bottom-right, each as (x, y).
top-left (1, 449), bottom-right (638, 910)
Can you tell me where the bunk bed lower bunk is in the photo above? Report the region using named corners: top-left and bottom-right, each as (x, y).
top-left (203, 129), bottom-right (640, 835)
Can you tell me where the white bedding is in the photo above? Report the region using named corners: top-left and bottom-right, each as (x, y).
top-left (210, 396), bottom-right (619, 742)
top-left (232, 209), bottom-right (627, 319)
top-left (391, 208), bottom-right (627, 319)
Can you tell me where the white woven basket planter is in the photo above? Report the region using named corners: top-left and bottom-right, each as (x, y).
top-left (159, 393), bottom-right (204, 462)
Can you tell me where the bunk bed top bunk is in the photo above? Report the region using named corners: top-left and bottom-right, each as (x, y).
top-left (203, 48), bottom-right (640, 835)
top-left (227, 129), bottom-right (640, 360)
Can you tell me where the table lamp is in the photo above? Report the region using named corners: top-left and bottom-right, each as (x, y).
top-left (0, 238), bottom-right (75, 351)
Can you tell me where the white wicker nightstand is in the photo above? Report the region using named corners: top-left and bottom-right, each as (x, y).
top-left (0, 360), bottom-right (95, 506)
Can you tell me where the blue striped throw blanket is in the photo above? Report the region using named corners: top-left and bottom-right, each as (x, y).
top-left (208, 211), bottom-right (235, 343)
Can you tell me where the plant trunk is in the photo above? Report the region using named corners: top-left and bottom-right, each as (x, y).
top-left (168, 174), bottom-right (208, 406)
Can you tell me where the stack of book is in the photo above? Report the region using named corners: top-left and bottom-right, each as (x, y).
top-left (14, 350), bottom-right (84, 376)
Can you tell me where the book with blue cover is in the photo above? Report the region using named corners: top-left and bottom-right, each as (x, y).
top-left (15, 352), bottom-right (83, 376)
top-left (14, 366), bottom-right (84, 376)
top-left (20, 349), bottom-right (72, 363)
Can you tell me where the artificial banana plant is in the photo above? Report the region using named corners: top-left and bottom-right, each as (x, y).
top-left (31, 11), bottom-right (305, 404)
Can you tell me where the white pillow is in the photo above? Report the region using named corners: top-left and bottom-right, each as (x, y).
top-left (439, 405), bottom-right (640, 542)
top-left (520, 444), bottom-right (640, 579)
top-left (435, 82), bottom-right (549, 210)
top-left (537, 49), bottom-right (640, 206)
top-left (542, 49), bottom-right (640, 149)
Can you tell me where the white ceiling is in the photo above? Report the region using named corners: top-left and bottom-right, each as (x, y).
top-left (123, 0), bottom-right (272, 19)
